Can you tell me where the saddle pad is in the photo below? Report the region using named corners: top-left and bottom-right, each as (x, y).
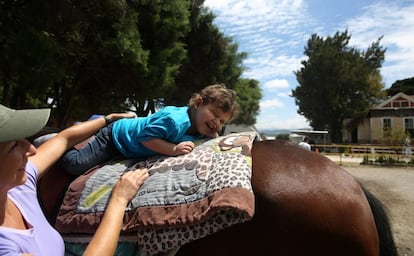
top-left (55, 131), bottom-right (257, 256)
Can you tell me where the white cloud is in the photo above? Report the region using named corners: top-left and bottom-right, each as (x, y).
top-left (204, 0), bottom-right (414, 130)
top-left (255, 113), bottom-right (309, 130)
top-left (260, 99), bottom-right (284, 108)
top-left (244, 55), bottom-right (304, 80)
top-left (204, 0), bottom-right (313, 83)
top-left (344, 2), bottom-right (414, 86)
top-left (277, 92), bottom-right (290, 97)
top-left (264, 79), bottom-right (289, 89)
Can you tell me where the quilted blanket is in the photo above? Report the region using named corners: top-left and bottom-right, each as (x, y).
top-left (55, 132), bottom-right (257, 256)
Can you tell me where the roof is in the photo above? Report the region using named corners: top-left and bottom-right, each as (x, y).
top-left (290, 129), bottom-right (328, 135)
top-left (373, 92), bottom-right (414, 110)
top-left (223, 124), bottom-right (258, 135)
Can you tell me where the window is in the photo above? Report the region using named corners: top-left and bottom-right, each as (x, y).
top-left (382, 118), bottom-right (392, 137)
top-left (404, 118), bottom-right (414, 137)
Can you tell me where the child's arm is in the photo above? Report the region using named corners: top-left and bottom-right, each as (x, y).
top-left (142, 139), bottom-right (195, 156)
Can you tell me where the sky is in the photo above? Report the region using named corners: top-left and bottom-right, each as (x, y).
top-left (203, 0), bottom-right (414, 131)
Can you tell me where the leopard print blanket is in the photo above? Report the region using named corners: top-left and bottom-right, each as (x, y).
top-left (55, 132), bottom-right (257, 256)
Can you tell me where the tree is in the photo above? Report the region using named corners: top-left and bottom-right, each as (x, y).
top-left (386, 77), bottom-right (414, 96)
top-left (165, 3), bottom-right (261, 125)
top-left (49, 0), bottom-right (152, 125)
top-left (292, 31), bottom-right (386, 143)
top-left (232, 79), bottom-right (262, 125)
top-left (0, 0), bottom-right (190, 125)
top-left (127, 0), bottom-right (191, 116)
top-left (170, 5), bottom-right (246, 105)
top-left (0, 0), bottom-right (261, 128)
top-left (0, 1), bottom-right (67, 108)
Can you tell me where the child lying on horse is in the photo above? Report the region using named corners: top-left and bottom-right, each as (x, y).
top-left (60, 84), bottom-right (239, 175)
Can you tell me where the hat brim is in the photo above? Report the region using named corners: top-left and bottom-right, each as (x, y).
top-left (0, 108), bottom-right (51, 143)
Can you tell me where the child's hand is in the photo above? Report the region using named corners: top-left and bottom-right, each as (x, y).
top-left (173, 141), bottom-right (195, 155)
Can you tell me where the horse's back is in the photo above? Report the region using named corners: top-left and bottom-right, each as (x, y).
top-left (177, 140), bottom-right (379, 256)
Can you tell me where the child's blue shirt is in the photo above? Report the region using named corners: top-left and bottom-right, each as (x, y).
top-left (112, 106), bottom-right (201, 158)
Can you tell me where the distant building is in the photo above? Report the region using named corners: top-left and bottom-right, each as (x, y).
top-left (222, 124), bottom-right (259, 135)
top-left (222, 124), bottom-right (262, 141)
top-left (342, 92), bottom-right (414, 144)
top-left (289, 129), bottom-right (329, 145)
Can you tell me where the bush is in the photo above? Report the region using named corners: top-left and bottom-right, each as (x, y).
top-left (374, 155), bottom-right (407, 165)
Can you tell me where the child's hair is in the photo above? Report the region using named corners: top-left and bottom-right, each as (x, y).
top-left (189, 84), bottom-right (239, 121)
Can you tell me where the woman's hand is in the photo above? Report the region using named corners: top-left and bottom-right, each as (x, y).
top-left (104, 112), bottom-right (137, 124)
top-left (111, 167), bottom-right (149, 205)
top-left (83, 167), bottom-right (148, 256)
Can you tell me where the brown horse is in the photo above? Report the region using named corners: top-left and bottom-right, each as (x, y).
top-left (38, 139), bottom-right (397, 256)
top-left (176, 140), bottom-right (397, 256)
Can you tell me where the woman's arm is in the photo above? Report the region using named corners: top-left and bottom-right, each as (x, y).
top-left (30, 113), bottom-right (136, 177)
top-left (83, 168), bottom-right (148, 256)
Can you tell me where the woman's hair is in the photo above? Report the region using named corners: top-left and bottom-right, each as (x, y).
top-left (188, 84), bottom-right (240, 121)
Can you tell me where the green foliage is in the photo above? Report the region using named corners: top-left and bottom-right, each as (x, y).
top-left (374, 156), bottom-right (405, 165)
top-left (232, 79), bottom-right (262, 125)
top-left (343, 147), bottom-right (350, 155)
top-left (0, 1), bottom-right (66, 108)
top-left (381, 127), bottom-right (410, 146)
top-left (386, 77), bottom-right (414, 96)
top-left (0, 0), bottom-right (152, 125)
top-left (0, 0), bottom-right (260, 127)
top-left (170, 8), bottom-right (247, 105)
top-left (0, 0), bottom-right (260, 128)
top-left (362, 155), bottom-right (371, 164)
top-left (292, 30), bottom-right (386, 143)
top-left (276, 133), bottom-right (290, 140)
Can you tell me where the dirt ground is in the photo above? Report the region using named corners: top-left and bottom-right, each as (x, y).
top-left (342, 164), bottom-right (414, 256)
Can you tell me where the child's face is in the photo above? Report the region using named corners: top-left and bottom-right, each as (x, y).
top-left (193, 103), bottom-right (232, 138)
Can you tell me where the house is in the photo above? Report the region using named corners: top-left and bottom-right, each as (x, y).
top-left (342, 92), bottom-right (414, 144)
